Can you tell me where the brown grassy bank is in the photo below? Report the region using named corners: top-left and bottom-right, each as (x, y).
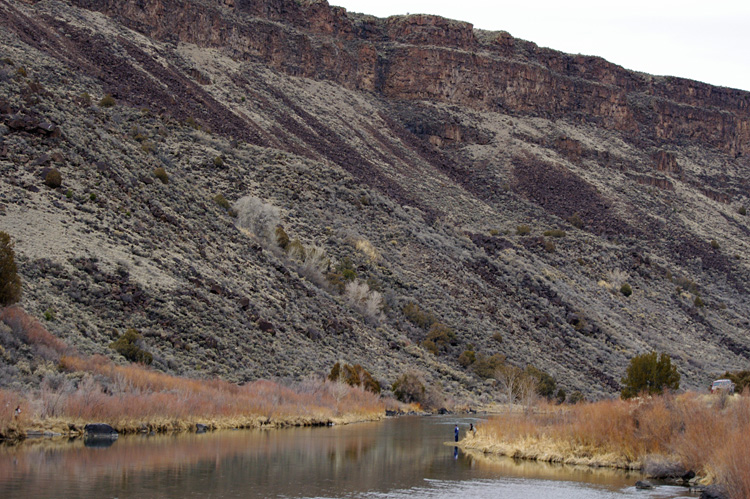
top-left (0, 307), bottom-right (386, 441)
top-left (459, 394), bottom-right (750, 498)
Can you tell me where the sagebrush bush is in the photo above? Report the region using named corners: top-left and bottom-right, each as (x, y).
top-left (568, 213), bottom-right (584, 229)
top-left (458, 349), bottom-right (476, 367)
top-left (213, 194), bottom-right (236, 216)
top-left (286, 238), bottom-right (306, 261)
top-left (98, 94), bottom-right (115, 107)
top-left (674, 275), bottom-right (699, 295)
top-left (275, 226), bottom-right (290, 250)
top-left (473, 353), bottom-right (506, 379)
top-left (525, 366), bottom-right (557, 399)
top-left (0, 232), bottom-right (22, 306)
top-left (543, 229), bottom-right (566, 238)
top-left (153, 167), bottom-right (169, 184)
top-left (542, 237), bottom-right (555, 253)
top-left (328, 362), bottom-right (381, 394)
top-left (44, 168), bottom-right (61, 188)
top-left (516, 225), bottom-right (531, 235)
top-left (421, 322), bottom-right (455, 355)
top-left (326, 257), bottom-right (356, 293)
top-left (620, 283), bottom-right (632, 297)
top-left (402, 302), bottom-right (436, 329)
top-left (392, 372), bottom-right (426, 404)
top-left (110, 328), bottom-right (153, 365)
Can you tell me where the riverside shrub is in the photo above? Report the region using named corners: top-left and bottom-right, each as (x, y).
top-left (621, 351), bottom-right (680, 399)
top-left (392, 372), bottom-right (425, 404)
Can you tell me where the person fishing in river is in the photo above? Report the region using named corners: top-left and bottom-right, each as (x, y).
top-left (454, 424), bottom-right (459, 442)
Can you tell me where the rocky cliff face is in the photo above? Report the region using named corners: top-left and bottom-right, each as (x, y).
top-left (1, 0), bottom-right (748, 401)
top-left (63, 0), bottom-right (750, 158)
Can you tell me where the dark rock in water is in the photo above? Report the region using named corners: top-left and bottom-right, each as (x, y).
top-left (700, 485), bottom-right (729, 499)
top-left (682, 470), bottom-right (696, 481)
top-left (635, 480), bottom-right (653, 490)
top-left (437, 408), bottom-right (451, 415)
top-left (195, 423), bottom-right (208, 433)
top-left (84, 423), bottom-right (118, 435)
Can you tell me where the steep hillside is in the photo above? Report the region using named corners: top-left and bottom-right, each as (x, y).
top-left (1, 0), bottom-right (749, 401)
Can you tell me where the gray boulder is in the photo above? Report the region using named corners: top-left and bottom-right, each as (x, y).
top-left (635, 480), bottom-right (653, 490)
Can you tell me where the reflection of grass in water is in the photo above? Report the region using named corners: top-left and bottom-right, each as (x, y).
top-left (459, 394), bottom-right (750, 498)
top-left (0, 428), bottom-right (378, 481)
top-left (460, 448), bottom-right (642, 488)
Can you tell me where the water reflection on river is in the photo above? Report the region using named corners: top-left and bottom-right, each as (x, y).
top-left (0, 416), bottom-right (696, 498)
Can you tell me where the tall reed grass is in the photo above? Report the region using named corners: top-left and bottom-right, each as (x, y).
top-left (463, 393), bottom-right (750, 498)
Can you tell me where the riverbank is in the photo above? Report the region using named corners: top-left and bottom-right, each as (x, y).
top-left (2, 411), bottom-right (385, 443)
top-left (0, 352), bottom-right (389, 443)
top-left (457, 393), bottom-right (750, 499)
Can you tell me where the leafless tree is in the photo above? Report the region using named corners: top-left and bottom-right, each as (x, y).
top-left (495, 364), bottom-right (524, 412)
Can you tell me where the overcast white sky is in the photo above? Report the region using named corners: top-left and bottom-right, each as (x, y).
top-left (329, 0), bottom-right (750, 92)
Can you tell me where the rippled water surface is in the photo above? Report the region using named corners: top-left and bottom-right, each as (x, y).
top-left (0, 416), bottom-right (697, 498)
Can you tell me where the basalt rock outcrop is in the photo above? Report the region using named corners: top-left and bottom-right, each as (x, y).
top-left (56, 0), bottom-right (750, 158)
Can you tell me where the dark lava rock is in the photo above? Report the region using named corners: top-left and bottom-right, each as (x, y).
top-left (195, 423), bottom-right (208, 433)
top-left (635, 480), bottom-right (653, 490)
top-left (700, 485), bottom-right (729, 499)
top-left (258, 319), bottom-right (275, 335)
top-left (84, 423), bottom-right (118, 435)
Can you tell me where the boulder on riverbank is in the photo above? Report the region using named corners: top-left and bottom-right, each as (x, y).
top-left (700, 484), bottom-right (729, 499)
top-left (642, 455), bottom-right (688, 479)
top-left (84, 423), bottom-right (118, 435)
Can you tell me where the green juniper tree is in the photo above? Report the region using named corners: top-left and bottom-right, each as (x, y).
top-left (621, 351), bottom-right (680, 399)
top-left (0, 231), bottom-right (22, 306)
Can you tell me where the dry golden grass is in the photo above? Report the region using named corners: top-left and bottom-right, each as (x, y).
top-left (0, 307), bottom-right (384, 441)
top-left (460, 394), bottom-right (750, 496)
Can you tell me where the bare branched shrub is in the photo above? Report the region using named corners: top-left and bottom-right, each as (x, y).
top-left (0, 306), bottom-right (67, 359)
top-left (495, 363), bottom-right (525, 411)
top-left (234, 195), bottom-right (281, 245)
top-left (297, 245), bottom-right (329, 285)
top-left (39, 373), bottom-right (73, 418)
top-left (345, 281), bottom-right (383, 320)
top-left (606, 269), bottom-right (629, 290)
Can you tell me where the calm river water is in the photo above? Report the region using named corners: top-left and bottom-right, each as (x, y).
top-left (0, 416), bottom-right (697, 498)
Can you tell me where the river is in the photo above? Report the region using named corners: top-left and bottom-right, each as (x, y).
top-left (0, 415), bottom-right (697, 498)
